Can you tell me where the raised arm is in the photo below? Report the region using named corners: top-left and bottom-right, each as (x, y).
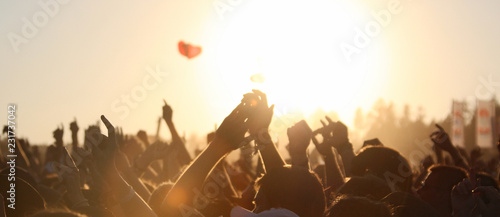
top-left (70, 119), bottom-right (79, 148)
top-left (430, 124), bottom-right (469, 170)
top-left (93, 115), bottom-right (156, 217)
top-left (243, 90), bottom-right (285, 172)
top-left (161, 103), bottom-right (249, 217)
top-left (162, 101), bottom-right (191, 165)
top-left (329, 121), bottom-right (355, 177)
top-left (287, 120), bottom-right (313, 169)
top-left (312, 116), bottom-right (345, 193)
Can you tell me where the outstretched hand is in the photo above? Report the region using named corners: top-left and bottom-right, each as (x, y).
top-left (312, 117), bottom-right (349, 150)
top-left (331, 120), bottom-right (349, 148)
top-left (70, 119), bottom-right (79, 133)
top-left (312, 117), bottom-right (334, 156)
top-left (135, 140), bottom-right (169, 171)
top-left (242, 89), bottom-right (274, 137)
top-left (162, 100), bottom-right (173, 123)
top-left (53, 124), bottom-right (64, 143)
top-left (90, 115), bottom-right (118, 174)
top-left (214, 103), bottom-right (250, 153)
top-left (287, 120), bottom-right (313, 156)
top-left (430, 124), bottom-right (455, 153)
top-left (136, 130), bottom-right (149, 146)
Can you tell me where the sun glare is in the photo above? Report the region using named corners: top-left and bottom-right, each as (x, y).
top-left (213, 0), bottom-right (387, 125)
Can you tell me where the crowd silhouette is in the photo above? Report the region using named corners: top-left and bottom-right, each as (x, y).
top-left (0, 90), bottom-right (499, 217)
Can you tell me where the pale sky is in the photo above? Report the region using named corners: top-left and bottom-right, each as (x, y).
top-left (1, 0), bottom-right (499, 145)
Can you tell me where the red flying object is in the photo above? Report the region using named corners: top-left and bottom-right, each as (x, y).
top-left (178, 41), bottom-right (202, 59)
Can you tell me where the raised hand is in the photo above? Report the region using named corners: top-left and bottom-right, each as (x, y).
top-left (331, 120), bottom-right (349, 148)
top-left (287, 120), bottom-right (313, 155)
top-left (312, 118), bottom-right (334, 157)
top-left (162, 99), bottom-right (173, 123)
top-left (161, 99), bottom-right (191, 165)
top-left (70, 119), bottom-right (79, 134)
top-left (430, 124), bottom-right (469, 170)
top-left (83, 125), bottom-right (101, 150)
top-left (136, 130), bottom-right (149, 146)
top-left (287, 120), bottom-right (312, 168)
top-left (134, 141), bottom-right (169, 176)
top-left (313, 117), bottom-right (349, 148)
top-left (53, 124), bottom-right (64, 146)
top-left (242, 89), bottom-right (274, 137)
top-left (311, 116), bottom-right (345, 191)
top-left (214, 103), bottom-right (250, 152)
top-left (162, 101), bottom-right (251, 216)
top-left (312, 117), bottom-right (349, 150)
top-left (313, 117), bottom-right (354, 176)
top-left (115, 127), bottom-right (128, 148)
top-left (90, 115), bottom-right (118, 174)
top-left (430, 124), bottom-right (455, 153)
top-left (70, 118), bottom-right (79, 147)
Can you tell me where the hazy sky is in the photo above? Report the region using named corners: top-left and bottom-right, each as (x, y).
top-left (1, 0), bottom-right (499, 145)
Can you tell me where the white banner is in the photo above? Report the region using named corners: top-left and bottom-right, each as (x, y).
top-left (476, 100), bottom-right (495, 148)
top-left (452, 101), bottom-right (465, 147)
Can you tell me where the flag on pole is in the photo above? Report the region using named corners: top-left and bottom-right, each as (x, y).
top-left (451, 101), bottom-right (465, 147)
top-left (476, 100), bottom-right (495, 148)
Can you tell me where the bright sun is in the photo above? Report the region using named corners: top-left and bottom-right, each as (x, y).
top-left (213, 0), bottom-right (387, 125)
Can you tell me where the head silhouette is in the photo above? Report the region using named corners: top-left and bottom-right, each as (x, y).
top-left (417, 165), bottom-right (467, 217)
top-left (254, 165), bottom-right (325, 217)
top-left (351, 146), bottom-right (413, 192)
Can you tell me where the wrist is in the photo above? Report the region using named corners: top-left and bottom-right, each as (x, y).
top-left (254, 130), bottom-right (272, 145)
top-left (448, 147), bottom-right (460, 157)
top-left (291, 152), bottom-right (309, 167)
top-left (289, 146), bottom-right (308, 161)
top-left (335, 141), bottom-right (352, 153)
top-left (165, 119), bottom-right (174, 125)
